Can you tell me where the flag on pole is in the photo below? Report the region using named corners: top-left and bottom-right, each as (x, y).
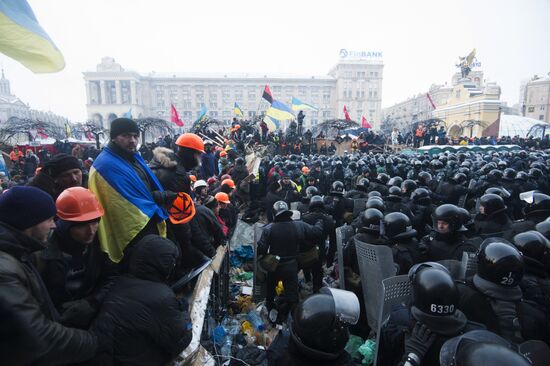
top-left (36, 127), bottom-right (48, 139)
top-left (291, 96), bottom-right (318, 111)
top-left (263, 115), bottom-right (280, 132)
top-left (343, 105), bottom-right (351, 121)
top-left (234, 102), bottom-right (244, 117)
top-left (426, 93), bottom-right (436, 110)
top-left (0, 0), bottom-right (65, 73)
top-left (123, 108), bottom-right (132, 119)
top-left (65, 123), bottom-right (72, 138)
top-left (85, 129), bottom-right (94, 141)
top-left (265, 100), bottom-right (295, 121)
top-left (170, 104), bottom-right (184, 127)
top-left (361, 116), bottom-right (372, 129)
top-left (193, 105), bottom-right (208, 127)
top-left (262, 85), bottom-right (273, 104)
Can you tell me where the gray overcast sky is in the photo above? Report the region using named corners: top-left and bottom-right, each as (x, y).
top-left (1, 0), bottom-right (549, 121)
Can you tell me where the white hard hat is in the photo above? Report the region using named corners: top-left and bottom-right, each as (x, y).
top-left (193, 180), bottom-right (207, 189)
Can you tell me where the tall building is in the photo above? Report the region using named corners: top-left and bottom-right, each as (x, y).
top-left (0, 69), bottom-right (70, 127)
top-left (381, 83), bottom-right (453, 133)
top-left (520, 73), bottom-right (550, 123)
top-left (83, 53), bottom-right (384, 131)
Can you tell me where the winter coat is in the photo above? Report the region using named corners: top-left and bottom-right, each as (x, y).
top-left (200, 151), bottom-right (217, 179)
top-left (37, 221), bottom-right (118, 312)
top-left (0, 222), bottom-right (97, 365)
top-left (148, 147), bottom-right (192, 194)
top-left (91, 235), bottom-right (192, 365)
top-left (189, 204), bottom-right (225, 257)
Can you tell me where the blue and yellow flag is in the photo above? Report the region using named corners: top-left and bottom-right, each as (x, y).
top-left (89, 145), bottom-right (168, 263)
top-left (265, 100), bottom-right (295, 121)
top-left (263, 115), bottom-right (280, 132)
top-left (291, 96), bottom-right (318, 111)
top-left (234, 102), bottom-right (244, 117)
top-left (193, 105), bottom-right (208, 128)
top-left (0, 0), bottom-right (65, 73)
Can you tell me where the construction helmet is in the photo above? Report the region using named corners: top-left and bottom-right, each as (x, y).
top-left (188, 174), bottom-right (197, 183)
top-left (193, 180), bottom-right (207, 190)
top-left (168, 192), bottom-right (196, 224)
top-left (215, 192), bottom-right (231, 204)
top-left (175, 133), bottom-right (205, 153)
top-left (221, 179), bottom-right (235, 189)
top-left (301, 166), bottom-right (310, 174)
top-left (56, 187), bottom-right (104, 222)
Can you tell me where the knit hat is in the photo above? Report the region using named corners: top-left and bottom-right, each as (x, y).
top-left (204, 195), bottom-right (219, 210)
top-left (43, 153), bottom-right (80, 178)
top-left (110, 118), bottom-right (140, 139)
top-left (0, 186), bottom-right (56, 230)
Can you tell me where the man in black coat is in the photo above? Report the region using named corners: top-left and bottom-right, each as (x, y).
top-left (258, 201), bottom-right (323, 313)
top-left (0, 186), bottom-right (98, 365)
top-left (91, 234), bottom-right (192, 365)
top-left (301, 196), bottom-right (336, 292)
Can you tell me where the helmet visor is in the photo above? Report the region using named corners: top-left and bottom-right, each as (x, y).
top-left (320, 288), bottom-right (360, 325)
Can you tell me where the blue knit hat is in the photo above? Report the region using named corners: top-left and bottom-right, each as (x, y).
top-left (0, 186), bottom-right (56, 230)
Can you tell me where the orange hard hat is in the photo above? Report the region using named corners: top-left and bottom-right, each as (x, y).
top-left (221, 179), bottom-right (235, 189)
top-left (56, 187), bottom-right (104, 222)
top-left (220, 151), bottom-right (227, 157)
top-left (234, 124), bottom-right (241, 130)
top-left (175, 133), bottom-right (205, 153)
top-left (168, 192), bottom-right (196, 224)
top-left (215, 192), bottom-right (231, 204)
top-left (189, 174), bottom-right (197, 183)
top-left (301, 166), bottom-right (310, 174)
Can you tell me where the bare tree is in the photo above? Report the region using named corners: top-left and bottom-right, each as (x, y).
top-left (0, 116), bottom-right (66, 143)
top-left (73, 120), bottom-right (106, 149)
top-left (134, 118), bottom-right (174, 145)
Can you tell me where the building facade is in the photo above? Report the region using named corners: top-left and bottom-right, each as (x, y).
top-left (0, 70), bottom-right (70, 127)
top-left (520, 73), bottom-right (550, 123)
top-left (381, 83), bottom-right (453, 133)
top-left (83, 55), bottom-right (384, 131)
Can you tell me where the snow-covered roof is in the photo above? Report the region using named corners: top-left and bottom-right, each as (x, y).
top-left (499, 114), bottom-right (550, 138)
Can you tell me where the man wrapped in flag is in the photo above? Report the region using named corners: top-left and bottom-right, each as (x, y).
top-left (89, 118), bottom-right (174, 264)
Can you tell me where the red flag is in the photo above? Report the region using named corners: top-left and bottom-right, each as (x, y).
top-left (361, 116), bottom-right (372, 129)
top-left (170, 104), bottom-right (184, 127)
top-left (262, 85), bottom-right (273, 104)
top-left (37, 128), bottom-right (49, 139)
top-left (426, 93), bottom-right (436, 110)
top-left (85, 129), bottom-right (94, 140)
top-left (343, 105), bottom-right (351, 121)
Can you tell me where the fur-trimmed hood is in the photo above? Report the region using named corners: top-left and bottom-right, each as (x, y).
top-left (150, 147), bottom-right (177, 169)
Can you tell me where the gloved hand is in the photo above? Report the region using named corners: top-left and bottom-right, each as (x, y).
top-left (404, 322), bottom-right (437, 362)
top-left (152, 190), bottom-right (178, 205)
top-left (60, 299), bottom-right (97, 328)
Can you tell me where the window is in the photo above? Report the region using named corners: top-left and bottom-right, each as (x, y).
top-left (209, 111), bottom-right (218, 117)
top-left (273, 86), bottom-right (282, 93)
top-left (298, 86), bottom-right (307, 96)
top-left (374, 72), bottom-right (379, 77)
top-left (540, 115), bottom-right (545, 121)
top-left (528, 106), bottom-right (535, 112)
top-left (235, 90), bottom-right (243, 101)
top-left (222, 110), bottom-right (231, 117)
top-left (322, 110), bottom-right (331, 118)
top-left (183, 101), bottom-right (192, 109)
top-left (222, 89), bottom-right (230, 99)
top-left (121, 81), bottom-right (131, 104)
top-left (105, 81), bottom-right (116, 104)
top-left (248, 92), bottom-right (256, 100)
top-left (197, 102), bottom-right (205, 109)
top-left (210, 101), bottom-right (217, 109)
top-left (541, 106), bottom-right (546, 111)
top-left (248, 111), bottom-right (256, 117)
top-left (195, 92), bottom-right (204, 101)
top-left (183, 111), bottom-right (192, 119)
top-left (344, 71), bottom-right (352, 78)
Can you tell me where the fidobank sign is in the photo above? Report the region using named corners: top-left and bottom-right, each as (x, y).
top-left (339, 49), bottom-right (383, 59)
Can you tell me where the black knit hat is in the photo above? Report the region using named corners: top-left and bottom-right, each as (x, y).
top-left (110, 118), bottom-right (140, 139)
top-left (43, 153), bottom-right (80, 178)
top-left (0, 186), bottom-right (56, 230)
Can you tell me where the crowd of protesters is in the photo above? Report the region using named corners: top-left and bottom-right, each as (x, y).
top-left (2, 115), bottom-right (550, 365)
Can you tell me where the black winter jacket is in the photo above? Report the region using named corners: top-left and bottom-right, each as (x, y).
top-left (91, 235), bottom-right (192, 365)
top-left (0, 222), bottom-right (97, 365)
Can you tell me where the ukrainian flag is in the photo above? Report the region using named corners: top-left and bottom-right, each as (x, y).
top-left (263, 115), bottom-right (280, 132)
top-left (234, 102), bottom-right (244, 117)
top-left (265, 100), bottom-right (295, 121)
top-left (89, 145), bottom-right (168, 263)
top-left (0, 0), bottom-right (65, 73)
top-left (291, 97), bottom-right (318, 111)
top-left (193, 105), bottom-right (208, 128)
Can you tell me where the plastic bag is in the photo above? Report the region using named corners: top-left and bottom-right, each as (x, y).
top-left (358, 339), bottom-right (376, 365)
top-left (344, 335), bottom-right (364, 360)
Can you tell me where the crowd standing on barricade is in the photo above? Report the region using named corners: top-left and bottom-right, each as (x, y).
top-left (3, 116), bottom-right (550, 365)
